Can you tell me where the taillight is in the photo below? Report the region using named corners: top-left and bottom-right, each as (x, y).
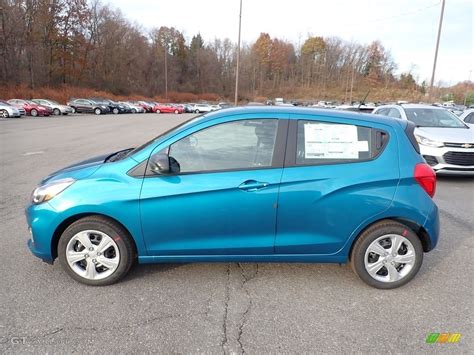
top-left (414, 163), bottom-right (436, 197)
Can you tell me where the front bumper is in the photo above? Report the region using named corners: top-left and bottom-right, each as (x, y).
top-left (420, 145), bottom-right (474, 173)
top-left (25, 202), bottom-right (59, 263)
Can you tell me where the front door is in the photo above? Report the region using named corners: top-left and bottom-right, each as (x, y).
top-left (140, 118), bottom-right (286, 256)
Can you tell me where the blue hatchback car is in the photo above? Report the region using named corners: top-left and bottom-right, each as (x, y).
top-left (26, 107), bottom-right (439, 288)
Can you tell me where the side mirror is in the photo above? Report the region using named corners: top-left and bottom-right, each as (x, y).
top-left (149, 154), bottom-right (180, 175)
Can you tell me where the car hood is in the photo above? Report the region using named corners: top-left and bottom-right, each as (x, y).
top-left (415, 126), bottom-right (474, 143)
top-left (40, 152), bottom-right (113, 185)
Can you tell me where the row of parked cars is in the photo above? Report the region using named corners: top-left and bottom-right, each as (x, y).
top-left (0, 98), bottom-right (233, 118)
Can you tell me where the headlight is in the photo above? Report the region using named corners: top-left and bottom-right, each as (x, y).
top-left (31, 178), bottom-right (75, 204)
top-left (415, 135), bottom-right (444, 148)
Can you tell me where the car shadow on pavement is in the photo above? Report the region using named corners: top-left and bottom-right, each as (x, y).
top-left (123, 263), bottom-right (186, 282)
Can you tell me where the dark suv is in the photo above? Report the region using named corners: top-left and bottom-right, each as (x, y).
top-left (67, 99), bottom-right (110, 115)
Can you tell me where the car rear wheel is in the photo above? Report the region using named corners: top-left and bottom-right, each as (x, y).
top-left (112, 108), bottom-right (119, 114)
top-left (131, 108), bottom-right (136, 114)
top-left (194, 109), bottom-right (200, 113)
top-left (58, 216), bottom-right (135, 286)
top-left (94, 108), bottom-right (102, 115)
top-left (155, 109), bottom-right (161, 114)
top-left (30, 109), bottom-right (38, 117)
top-left (350, 220), bottom-right (423, 289)
top-left (0, 109), bottom-right (8, 118)
top-left (53, 108), bottom-right (61, 115)
top-left (174, 109), bottom-right (179, 114)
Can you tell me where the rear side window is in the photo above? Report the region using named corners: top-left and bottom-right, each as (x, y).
top-left (295, 120), bottom-right (386, 165)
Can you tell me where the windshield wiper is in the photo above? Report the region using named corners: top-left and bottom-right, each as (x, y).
top-left (105, 148), bottom-right (134, 162)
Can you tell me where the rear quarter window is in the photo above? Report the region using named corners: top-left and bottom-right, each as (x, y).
top-left (295, 120), bottom-right (387, 165)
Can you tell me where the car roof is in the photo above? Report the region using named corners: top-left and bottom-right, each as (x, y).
top-left (200, 106), bottom-right (404, 127)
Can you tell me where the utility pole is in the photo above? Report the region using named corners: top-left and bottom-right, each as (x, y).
top-left (234, 0), bottom-right (242, 106)
top-left (349, 64), bottom-right (355, 104)
top-left (429, 0), bottom-right (445, 98)
top-left (164, 47), bottom-right (168, 100)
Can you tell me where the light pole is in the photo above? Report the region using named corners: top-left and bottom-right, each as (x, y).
top-left (234, 0), bottom-right (242, 106)
top-left (429, 0), bottom-right (446, 98)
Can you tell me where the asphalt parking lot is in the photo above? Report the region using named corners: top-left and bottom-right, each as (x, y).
top-left (0, 113), bottom-right (473, 353)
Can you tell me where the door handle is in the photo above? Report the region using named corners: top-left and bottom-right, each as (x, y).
top-left (238, 180), bottom-right (269, 192)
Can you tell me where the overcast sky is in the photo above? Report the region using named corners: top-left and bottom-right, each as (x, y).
top-left (109, 0), bottom-right (473, 85)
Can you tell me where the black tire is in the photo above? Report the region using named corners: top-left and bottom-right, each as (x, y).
top-left (53, 108), bottom-right (61, 115)
top-left (131, 108), bottom-right (136, 114)
top-left (350, 220), bottom-right (423, 289)
top-left (58, 216), bottom-right (136, 286)
top-left (194, 109), bottom-right (200, 114)
top-left (112, 108), bottom-right (119, 114)
top-left (94, 108), bottom-right (102, 115)
top-left (155, 109), bottom-right (161, 114)
top-left (0, 109), bottom-right (8, 119)
top-left (30, 109), bottom-right (38, 117)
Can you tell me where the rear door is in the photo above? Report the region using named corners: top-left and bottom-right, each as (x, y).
top-left (275, 115), bottom-right (399, 255)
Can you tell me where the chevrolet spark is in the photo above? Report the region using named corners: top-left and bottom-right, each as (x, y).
top-left (26, 107), bottom-right (439, 288)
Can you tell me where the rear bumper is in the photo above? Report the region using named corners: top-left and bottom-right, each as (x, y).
top-left (423, 203), bottom-right (440, 252)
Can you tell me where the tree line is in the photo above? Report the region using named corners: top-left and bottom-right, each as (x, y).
top-left (0, 0), bottom-right (435, 102)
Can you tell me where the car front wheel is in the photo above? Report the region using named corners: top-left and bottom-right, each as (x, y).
top-left (0, 109), bottom-right (8, 118)
top-left (30, 109), bottom-right (38, 117)
top-left (350, 220), bottom-right (423, 289)
top-left (58, 216), bottom-right (135, 286)
top-left (53, 108), bottom-right (61, 115)
top-left (94, 108), bottom-right (102, 115)
top-left (112, 108), bottom-right (119, 114)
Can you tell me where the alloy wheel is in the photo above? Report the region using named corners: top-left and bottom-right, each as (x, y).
top-left (364, 234), bottom-right (416, 283)
top-left (66, 230), bottom-right (120, 281)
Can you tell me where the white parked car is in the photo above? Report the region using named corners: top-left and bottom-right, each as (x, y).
top-left (32, 99), bottom-right (73, 115)
top-left (373, 104), bottom-right (474, 174)
top-left (0, 100), bottom-right (22, 118)
top-left (459, 109), bottom-right (474, 127)
top-left (193, 103), bottom-right (213, 113)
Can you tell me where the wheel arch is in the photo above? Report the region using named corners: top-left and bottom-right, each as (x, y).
top-left (348, 217), bottom-right (433, 261)
top-left (51, 213), bottom-right (138, 260)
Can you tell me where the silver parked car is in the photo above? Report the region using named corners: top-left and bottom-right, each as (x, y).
top-left (0, 100), bottom-right (22, 118)
top-left (459, 109), bottom-right (474, 128)
top-left (373, 104), bottom-right (474, 173)
top-left (121, 102), bottom-right (145, 113)
top-left (32, 99), bottom-right (73, 115)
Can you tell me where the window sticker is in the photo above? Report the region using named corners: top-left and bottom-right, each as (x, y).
top-left (304, 123), bottom-right (359, 159)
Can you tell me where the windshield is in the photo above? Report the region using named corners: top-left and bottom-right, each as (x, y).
top-left (127, 115), bottom-right (204, 157)
top-left (405, 108), bottom-right (467, 128)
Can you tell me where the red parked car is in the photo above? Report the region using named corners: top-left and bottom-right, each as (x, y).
top-left (7, 99), bottom-right (52, 117)
top-left (153, 103), bottom-right (184, 114)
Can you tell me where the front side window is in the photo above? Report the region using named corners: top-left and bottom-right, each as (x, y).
top-left (464, 112), bottom-right (474, 123)
top-left (169, 119), bottom-right (278, 173)
top-left (296, 120), bottom-right (381, 165)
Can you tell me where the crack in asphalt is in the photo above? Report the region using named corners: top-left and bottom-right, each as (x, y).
top-left (221, 263), bottom-right (231, 354)
top-left (236, 263), bottom-right (258, 355)
top-left (20, 310), bottom-right (209, 341)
